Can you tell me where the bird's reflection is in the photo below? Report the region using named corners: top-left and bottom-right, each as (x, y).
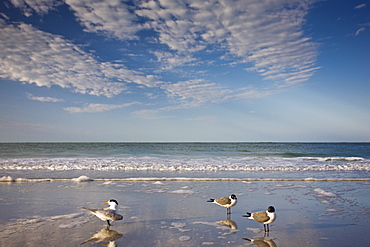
top-left (81, 227), bottom-right (123, 246)
top-left (216, 214), bottom-right (239, 235)
top-left (243, 236), bottom-right (277, 247)
top-left (217, 219), bottom-right (238, 230)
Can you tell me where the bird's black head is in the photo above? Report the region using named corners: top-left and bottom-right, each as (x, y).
top-left (109, 199), bottom-right (119, 205)
top-left (267, 206), bottom-right (275, 212)
top-left (231, 194), bottom-right (237, 199)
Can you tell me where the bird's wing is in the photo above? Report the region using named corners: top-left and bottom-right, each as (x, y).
top-left (252, 211), bottom-right (270, 223)
top-left (102, 210), bottom-right (123, 221)
top-left (215, 196), bottom-right (231, 205)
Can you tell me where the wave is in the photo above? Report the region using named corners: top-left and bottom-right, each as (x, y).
top-left (304, 157), bottom-right (365, 161)
top-left (0, 156), bottom-right (369, 172)
top-left (1, 175), bottom-right (370, 183)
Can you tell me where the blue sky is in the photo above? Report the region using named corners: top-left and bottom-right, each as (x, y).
top-left (0, 0), bottom-right (369, 142)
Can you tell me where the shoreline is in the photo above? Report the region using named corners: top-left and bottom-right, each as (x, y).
top-left (1, 178), bottom-right (369, 246)
top-left (1, 175), bottom-right (370, 183)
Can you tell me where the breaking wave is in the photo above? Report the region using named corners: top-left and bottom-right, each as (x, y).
top-left (1, 156), bottom-right (369, 172)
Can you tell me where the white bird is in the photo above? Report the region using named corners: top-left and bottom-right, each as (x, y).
top-left (243, 206), bottom-right (276, 232)
top-left (207, 194), bottom-right (237, 214)
top-left (83, 199), bottom-right (123, 226)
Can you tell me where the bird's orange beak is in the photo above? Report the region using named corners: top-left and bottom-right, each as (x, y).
top-left (102, 202), bottom-right (109, 205)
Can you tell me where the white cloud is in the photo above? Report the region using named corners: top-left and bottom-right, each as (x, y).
top-left (2, 0), bottom-right (321, 113)
top-left (26, 93), bottom-right (64, 102)
top-left (355, 27), bottom-right (366, 36)
top-left (64, 102), bottom-right (138, 113)
top-left (9, 0), bottom-right (140, 39)
top-left (0, 23), bottom-right (125, 97)
top-left (136, 0), bottom-right (319, 85)
top-left (151, 51), bottom-right (197, 70)
top-left (161, 79), bottom-right (232, 105)
top-left (6, 0), bottom-right (319, 87)
top-left (9, 0), bottom-right (60, 17)
top-left (354, 3), bottom-right (367, 9)
top-left (65, 0), bottom-right (141, 40)
top-left (0, 22), bottom-right (164, 97)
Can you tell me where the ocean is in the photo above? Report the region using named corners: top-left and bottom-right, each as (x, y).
top-left (1, 142), bottom-right (369, 181)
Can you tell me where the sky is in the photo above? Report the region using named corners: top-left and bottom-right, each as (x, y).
top-left (0, 0), bottom-right (369, 142)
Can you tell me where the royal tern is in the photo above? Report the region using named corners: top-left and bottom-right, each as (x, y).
top-left (83, 199), bottom-right (123, 226)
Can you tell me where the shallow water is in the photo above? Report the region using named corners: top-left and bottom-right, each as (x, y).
top-left (0, 179), bottom-right (369, 246)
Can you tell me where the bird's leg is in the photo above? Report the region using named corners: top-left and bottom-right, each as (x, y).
top-left (265, 224), bottom-right (269, 232)
top-left (264, 224), bottom-right (267, 232)
top-left (107, 220), bottom-right (111, 226)
top-left (227, 207), bottom-right (230, 215)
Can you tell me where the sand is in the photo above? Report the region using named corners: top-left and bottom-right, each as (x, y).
top-left (0, 179), bottom-right (369, 246)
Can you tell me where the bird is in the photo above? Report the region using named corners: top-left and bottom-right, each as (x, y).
top-left (82, 199), bottom-right (123, 226)
top-left (207, 194), bottom-right (237, 214)
top-left (243, 206), bottom-right (276, 232)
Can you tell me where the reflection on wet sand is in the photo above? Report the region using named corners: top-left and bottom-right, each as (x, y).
top-left (243, 236), bottom-right (277, 247)
top-left (81, 227), bottom-right (123, 246)
top-left (192, 214), bottom-right (240, 237)
top-left (218, 219), bottom-right (238, 230)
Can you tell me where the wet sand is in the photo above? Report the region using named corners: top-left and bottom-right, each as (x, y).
top-left (0, 179), bottom-right (369, 246)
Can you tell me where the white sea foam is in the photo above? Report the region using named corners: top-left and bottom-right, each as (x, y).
top-left (171, 222), bottom-right (187, 228)
top-left (1, 176), bottom-right (369, 183)
top-left (313, 188), bottom-right (337, 197)
top-left (170, 189), bottom-right (195, 194)
top-left (72, 175), bottom-right (94, 182)
top-left (179, 236), bottom-right (191, 241)
top-left (202, 242), bottom-right (214, 245)
top-left (0, 176), bottom-right (13, 182)
top-left (1, 156), bottom-right (369, 173)
top-left (12, 213), bottom-right (85, 226)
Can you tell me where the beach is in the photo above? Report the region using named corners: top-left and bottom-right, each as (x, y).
top-left (0, 143), bottom-right (369, 246)
top-left (0, 177), bottom-right (369, 246)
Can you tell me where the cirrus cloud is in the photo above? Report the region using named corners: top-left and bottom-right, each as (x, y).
top-left (64, 102), bottom-right (139, 113)
top-left (26, 93), bottom-right (64, 102)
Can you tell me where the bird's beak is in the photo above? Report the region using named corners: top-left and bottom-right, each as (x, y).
top-left (102, 202), bottom-right (109, 205)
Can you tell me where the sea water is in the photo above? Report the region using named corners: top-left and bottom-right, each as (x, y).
top-left (1, 143), bottom-right (369, 181)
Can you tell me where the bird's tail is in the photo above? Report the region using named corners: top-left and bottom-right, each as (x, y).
top-left (242, 212), bottom-right (251, 217)
top-left (207, 199), bottom-right (215, 202)
top-left (242, 238), bottom-right (252, 242)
